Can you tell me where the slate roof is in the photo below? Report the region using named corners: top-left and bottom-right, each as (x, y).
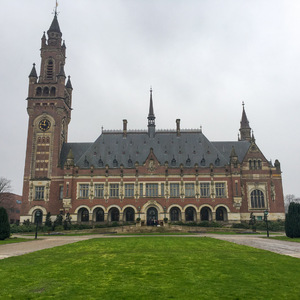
top-left (48, 14), bottom-right (61, 34)
top-left (60, 130), bottom-right (251, 169)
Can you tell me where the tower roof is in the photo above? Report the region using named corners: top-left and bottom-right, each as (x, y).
top-left (66, 76), bottom-right (73, 89)
top-left (48, 13), bottom-right (61, 34)
top-left (148, 87), bottom-right (155, 119)
top-left (29, 63), bottom-right (38, 78)
top-left (240, 102), bottom-right (250, 129)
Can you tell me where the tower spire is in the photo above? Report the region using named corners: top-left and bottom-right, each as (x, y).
top-left (239, 102), bottom-right (251, 141)
top-left (147, 87), bottom-right (156, 137)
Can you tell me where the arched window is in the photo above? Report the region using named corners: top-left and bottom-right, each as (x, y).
top-left (43, 87), bottom-right (49, 96)
top-left (46, 60), bottom-right (54, 80)
top-left (251, 190), bottom-right (265, 208)
top-left (200, 207), bottom-right (211, 221)
top-left (200, 157), bottom-right (206, 166)
top-left (36, 87), bottom-right (42, 96)
top-left (170, 207), bottom-right (181, 222)
top-left (50, 87), bottom-right (56, 96)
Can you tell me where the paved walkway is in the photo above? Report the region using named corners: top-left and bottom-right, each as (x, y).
top-left (204, 234), bottom-right (300, 259)
top-left (0, 234), bottom-right (299, 260)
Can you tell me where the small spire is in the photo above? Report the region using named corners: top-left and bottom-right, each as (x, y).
top-left (147, 87), bottom-right (155, 137)
top-left (239, 102), bottom-right (251, 141)
top-left (58, 64), bottom-right (66, 77)
top-left (66, 76), bottom-right (73, 89)
top-left (48, 8), bottom-right (61, 35)
top-left (230, 146), bottom-right (237, 158)
top-left (240, 101), bottom-right (250, 128)
top-left (29, 63), bottom-right (38, 78)
top-left (148, 87), bottom-right (155, 118)
top-left (67, 148), bottom-right (74, 159)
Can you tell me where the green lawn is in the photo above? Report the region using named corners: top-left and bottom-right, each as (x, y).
top-left (0, 237), bottom-right (299, 299)
top-left (0, 238), bottom-right (31, 245)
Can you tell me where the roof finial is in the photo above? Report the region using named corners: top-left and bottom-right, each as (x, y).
top-left (242, 101), bottom-right (245, 108)
top-left (54, 0), bottom-right (58, 15)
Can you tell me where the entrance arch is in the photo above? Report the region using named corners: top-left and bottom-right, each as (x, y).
top-left (78, 208), bottom-right (89, 222)
top-left (109, 207), bottom-right (120, 222)
top-left (200, 207), bottom-right (212, 221)
top-left (170, 207), bottom-right (181, 222)
top-left (185, 206), bottom-right (196, 222)
top-left (94, 207), bottom-right (105, 222)
top-left (147, 207), bottom-right (158, 225)
top-left (124, 207), bottom-right (135, 222)
top-left (216, 206), bottom-right (228, 221)
top-left (34, 209), bottom-right (43, 225)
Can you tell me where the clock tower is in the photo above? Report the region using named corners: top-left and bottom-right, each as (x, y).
top-left (21, 12), bottom-right (73, 221)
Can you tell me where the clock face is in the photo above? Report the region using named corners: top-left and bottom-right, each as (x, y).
top-left (39, 119), bottom-right (51, 132)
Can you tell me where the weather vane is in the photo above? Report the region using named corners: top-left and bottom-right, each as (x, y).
top-left (53, 0), bottom-right (59, 15)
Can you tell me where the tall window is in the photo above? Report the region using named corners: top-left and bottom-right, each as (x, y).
top-left (251, 190), bottom-right (265, 208)
top-left (46, 59), bottom-right (54, 80)
top-left (139, 183), bottom-right (143, 197)
top-left (125, 184), bottom-right (134, 198)
top-left (59, 186), bottom-right (64, 200)
top-left (94, 184), bottom-right (104, 198)
top-left (170, 183), bottom-right (180, 197)
top-left (185, 183), bottom-right (195, 197)
top-left (79, 184), bottom-right (89, 198)
top-left (110, 184), bottom-right (119, 198)
top-left (161, 183), bottom-right (164, 197)
top-left (215, 183), bottom-right (226, 198)
top-left (200, 183), bottom-right (210, 197)
top-left (146, 184), bottom-right (158, 197)
top-left (35, 186), bottom-right (45, 200)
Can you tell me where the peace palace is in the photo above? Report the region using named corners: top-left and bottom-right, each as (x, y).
top-left (20, 13), bottom-right (285, 225)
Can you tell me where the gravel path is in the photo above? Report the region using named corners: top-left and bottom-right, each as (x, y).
top-left (0, 234), bottom-right (299, 260)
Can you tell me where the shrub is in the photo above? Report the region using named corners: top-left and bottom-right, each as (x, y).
top-left (285, 202), bottom-right (300, 238)
top-left (232, 223), bottom-right (250, 229)
top-left (0, 207), bottom-right (10, 240)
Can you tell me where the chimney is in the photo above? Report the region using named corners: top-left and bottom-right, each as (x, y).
top-left (123, 119), bottom-right (128, 137)
top-left (176, 119), bottom-right (181, 136)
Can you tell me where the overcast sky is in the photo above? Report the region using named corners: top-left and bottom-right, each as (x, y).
top-left (0, 0), bottom-right (299, 197)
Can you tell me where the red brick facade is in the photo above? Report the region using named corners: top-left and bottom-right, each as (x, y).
top-left (20, 14), bottom-right (285, 225)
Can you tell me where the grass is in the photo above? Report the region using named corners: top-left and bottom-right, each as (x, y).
top-left (269, 236), bottom-right (300, 243)
top-left (0, 238), bottom-right (31, 245)
top-left (0, 237), bottom-right (299, 299)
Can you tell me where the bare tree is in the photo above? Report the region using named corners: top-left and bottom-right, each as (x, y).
top-left (284, 194), bottom-right (300, 213)
top-left (0, 177), bottom-right (11, 194)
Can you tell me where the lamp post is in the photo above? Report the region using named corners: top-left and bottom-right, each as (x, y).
top-left (264, 210), bottom-right (269, 238)
top-left (35, 210), bottom-right (41, 239)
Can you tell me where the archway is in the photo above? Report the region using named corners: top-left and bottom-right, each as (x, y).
top-left (147, 207), bottom-right (158, 225)
top-left (109, 207), bottom-right (120, 222)
top-left (200, 207), bottom-right (211, 221)
top-left (34, 209), bottom-right (43, 225)
top-left (216, 206), bottom-right (228, 221)
top-left (124, 207), bottom-right (135, 222)
top-left (78, 208), bottom-right (89, 222)
top-left (94, 208), bottom-right (104, 222)
top-left (170, 207), bottom-right (181, 222)
top-left (185, 206), bottom-right (196, 222)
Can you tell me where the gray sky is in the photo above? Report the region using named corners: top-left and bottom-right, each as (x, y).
top-left (0, 0), bottom-right (299, 197)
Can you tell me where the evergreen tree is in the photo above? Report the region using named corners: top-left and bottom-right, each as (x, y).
top-left (45, 212), bottom-right (52, 227)
top-left (285, 202), bottom-right (300, 238)
top-left (0, 207), bottom-right (10, 240)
